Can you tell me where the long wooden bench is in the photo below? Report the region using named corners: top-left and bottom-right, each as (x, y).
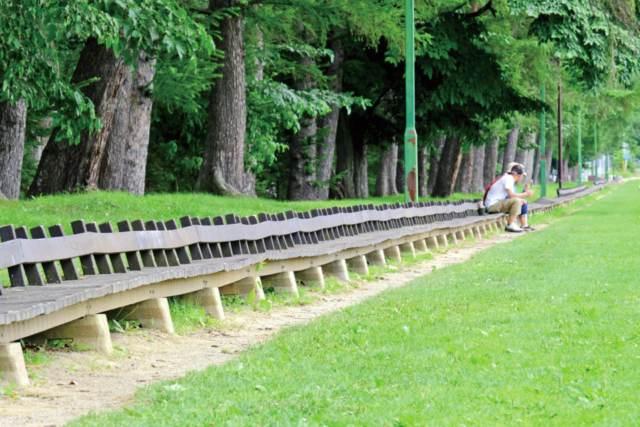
top-left (0, 181), bottom-right (619, 386)
top-left (557, 185), bottom-right (586, 198)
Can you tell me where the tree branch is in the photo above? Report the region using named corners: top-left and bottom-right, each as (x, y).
top-left (465, 0), bottom-right (496, 18)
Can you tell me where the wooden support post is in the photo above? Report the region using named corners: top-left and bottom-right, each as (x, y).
top-left (456, 230), bottom-right (466, 241)
top-left (472, 227), bottom-right (481, 238)
top-left (436, 234), bottom-right (448, 247)
top-left (447, 232), bottom-right (458, 245)
top-left (114, 298), bottom-right (174, 333)
top-left (383, 246), bottom-right (402, 263)
top-left (425, 236), bottom-right (439, 250)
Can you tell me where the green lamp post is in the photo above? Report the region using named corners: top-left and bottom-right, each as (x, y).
top-left (577, 110), bottom-right (582, 185)
top-left (594, 123), bottom-right (598, 179)
top-left (539, 86), bottom-right (547, 197)
top-left (404, 0), bottom-right (418, 203)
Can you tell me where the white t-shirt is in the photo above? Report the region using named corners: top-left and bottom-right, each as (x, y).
top-left (485, 174), bottom-right (515, 207)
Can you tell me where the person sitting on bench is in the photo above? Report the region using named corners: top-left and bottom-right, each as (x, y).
top-left (484, 163), bottom-right (535, 233)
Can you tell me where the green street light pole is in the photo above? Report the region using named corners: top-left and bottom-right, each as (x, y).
top-left (404, 0), bottom-right (418, 203)
top-left (540, 86), bottom-right (547, 197)
top-left (594, 123), bottom-right (598, 179)
top-left (578, 110), bottom-right (582, 185)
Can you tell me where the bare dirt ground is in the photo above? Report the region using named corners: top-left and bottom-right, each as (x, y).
top-left (1, 228), bottom-right (538, 427)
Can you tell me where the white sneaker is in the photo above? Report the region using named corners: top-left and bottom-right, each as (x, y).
top-left (505, 222), bottom-right (524, 233)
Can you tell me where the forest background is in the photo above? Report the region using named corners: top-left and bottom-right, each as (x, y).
top-left (1, 0), bottom-right (640, 203)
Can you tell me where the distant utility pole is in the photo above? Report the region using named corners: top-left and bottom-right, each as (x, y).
top-left (557, 59), bottom-right (563, 189)
top-left (540, 86), bottom-right (547, 197)
top-left (404, 0), bottom-right (418, 203)
top-left (578, 110), bottom-right (582, 185)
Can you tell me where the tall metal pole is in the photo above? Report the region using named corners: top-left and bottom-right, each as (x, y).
top-left (540, 86), bottom-right (547, 197)
top-left (404, 0), bottom-right (418, 203)
top-left (594, 122), bottom-right (598, 179)
top-left (557, 59), bottom-right (563, 189)
top-left (578, 110), bottom-right (582, 185)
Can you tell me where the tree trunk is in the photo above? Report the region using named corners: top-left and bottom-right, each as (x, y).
top-left (287, 53), bottom-right (317, 201)
top-left (333, 109), bottom-right (355, 199)
top-left (196, 0), bottom-right (251, 196)
top-left (28, 38), bottom-right (127, 197)
top-left (470, 144), bottom-right (485, 193)
top-left (563, 158), bottom-right (569, 182)
top-left (532, 147), bottom-right (542, 185)
top-left (431, 135), bottom-right (463, 198)
top-left (497, 151), bottom-right (504, 174)
top-left (99, 51), bottom-right (156, 195)
top-left (387, 143), bottom-right (398, 195)
top-left (418, 145), bottom-right (428, 198)
top-left (427, 136), bottom-right (446, 194)
top-left (353, 132), bottom-right (368, 199)
top-left (524, 149), bottom-right (536, 185)
top-left (515, 149), bottom-right (527, 167)
top-left (0, 98), bottom-right (26, 200)
top-left (545, 146), bottom-right (553, 184)
top-left (395, 155), bottom-right (404, 194)
top-left (375, 143), bottom-right (398, 197)
top-left (314, 40), bottom-right (344, 200)
top-left (501, 125), bottom-right (519, 174)
top-left (483, 137), bottom-right (499, 187)
top-left (454, 149), bottom-right (473, 194)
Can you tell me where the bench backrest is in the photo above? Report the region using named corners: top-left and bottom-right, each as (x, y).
top-left (0, 199), bottom-right (486, 291)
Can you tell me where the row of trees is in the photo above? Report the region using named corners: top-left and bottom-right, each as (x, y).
top-left (1, 0), bottom-right (640, 201)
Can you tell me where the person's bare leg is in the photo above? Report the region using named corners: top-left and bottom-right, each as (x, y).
top-left (509, 215), bottom-right (517, 224)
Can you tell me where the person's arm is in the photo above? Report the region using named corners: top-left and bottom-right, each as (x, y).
top-left (506, 186), bottom-right (534, 201)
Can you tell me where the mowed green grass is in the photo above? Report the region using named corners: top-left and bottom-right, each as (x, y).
top-left (67, 182), bottom-right (639, 426)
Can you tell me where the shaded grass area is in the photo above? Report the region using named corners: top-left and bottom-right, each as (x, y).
top-left (68, 183), bottom-right (635, 426)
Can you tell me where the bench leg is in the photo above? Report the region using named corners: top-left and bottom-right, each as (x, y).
top-left (464, 228), bottom-right (474, 239)
top-left (383, 246), bottom-right (402, 263)
top-left (413, 239), bottom-right (428, 253)
top-left (472, 227), bottom-right (481, 238)
top-left (398, 242), bottom-right (416, 257)
top-left (295, 267), bottom-right (325, 290)
top-left (425, 236), bottom-right (439, 250)
top-left (261, 271), bottom-right (299, 296)
top-left (117, 298), bottom-right (174, 333)
top-left (446, 232), bottom-right (458, 245)
top-left (478, 225), bottom-right (487, 235)
top-left (456, 230), bottom-right (466, 241)
top-left (0, 343), bottom-right (29, 387)
top-left (366, 250), bottom-right (386, 266)
top-left (183, 288), bottom-right (225, 320)
top-left (346, 255), bottom-right (369, 276)
top-left (436, 234), bottom-right (448, 247)
top-left (35, 314), bottom-right (113, 354)
top-left (322, 259), bottom-right (350, 282)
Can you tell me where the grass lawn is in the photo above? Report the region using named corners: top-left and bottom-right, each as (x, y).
top-left (66, 181), bottom-right (638, 426)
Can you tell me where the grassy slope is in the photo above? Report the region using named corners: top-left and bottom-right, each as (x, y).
top-left (68, 182), bottom-right (639, 426)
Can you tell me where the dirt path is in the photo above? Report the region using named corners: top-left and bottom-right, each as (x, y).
top-left (1, 228), bottom-right (539, 427)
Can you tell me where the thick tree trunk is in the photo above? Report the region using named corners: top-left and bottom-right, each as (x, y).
top-left (501, 125), bottom-right (519, 174)
top-left (388, 143), bottom-right (398, 196)
top-left (395, 156), bottom-right (404, 194)
top-left (524, 149), bottom-right (536, 185)
top-left (28, 38), bottom-right (126, 197)
top-left (545, 146), bottom-right (553, 184)
top-left (353, 133), bottom-right (368, 199)
top-left (196, 0), bottom-right (251, 196)
top-left (483, 137), bottom-right (499, 187)
top-left (333, 109), bottom-right (355, 199)
top-left (287, 54), bottom-right (317, 201)
top-left (533, 147), bottom-right (542, 185)
top-left (375, 144), bottom-right (398, 197)
top-left (427, 136), bottom-right (446, 194)
top-left (454, 150), bottom-right (473, 194)
top-left (497, 151), bottom-right (504, 174)
top-left (314, 40), bottom-right (344, 200)
top-left (470, 144), bottom-right (485, 193)
top-left (99, 51), bottom-right (156, 195)
top-left (0, 99), bottom-right (26, 200)
top-left (418, 145), bottom-right (428, 198)
top-left (515, 149), bottom-right (527, 167)
top-left (562, 158), bottom-right (569, 182)
top-left (431, 135), bottom-right (463, 198)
